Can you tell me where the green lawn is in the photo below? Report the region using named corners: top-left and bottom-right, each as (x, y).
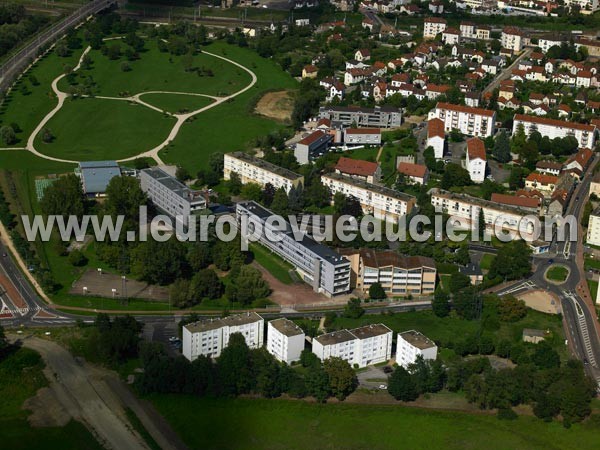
top-left (139, 93), bottom-right (214, 114)
top-left (587, 279), bottom-right (598, 301)
top-left (60, 39), bottom-right (252, 98)
top-left (34, 97), bottom-right (175, 161)
top-left (148, 396), bottom-right (600, 450)
top-left (584, 256), bottom-right (600, 271)
top-left (0, 346), bottom-right (103, 450)
top-left (480, 254), bottom-right (495, 271)
top-left (546, 265), bottom-right (569, 282)
top-left (160, 41), bottom-right (298, 173)
top-left (250, 243), bottom-right (294, 284)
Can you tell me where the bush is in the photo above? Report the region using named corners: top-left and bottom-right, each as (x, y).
top-left (68, 249), bottom-right (88, 267)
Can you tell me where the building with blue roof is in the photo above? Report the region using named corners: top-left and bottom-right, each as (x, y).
top-left (76, 161), bottom-right (121, 196)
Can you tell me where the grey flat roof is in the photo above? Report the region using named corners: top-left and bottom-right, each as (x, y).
top-left (228, 152), bottom-right (303, 181)
top-left (237, 201), bottom-right (349, 266)
top-left (78, 160), bottom-right (120, 194)
top-left (323, 172), bottom-right (416, 203)
top-left (142, 167), bottom-right (205, 203)
top-left (269, 318), bottom-right (304, 337)
top-left (184, 312), bottom-right (263, 333)
top-left (399, 330), bottom-right (436, 350)
top-left (314, 329), bottom-right (357, 346)
top-left (350, 323), bottom-right (392, 340)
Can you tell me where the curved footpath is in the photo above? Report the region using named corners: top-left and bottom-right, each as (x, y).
top-left (24, 46), bottom-right (257, 165)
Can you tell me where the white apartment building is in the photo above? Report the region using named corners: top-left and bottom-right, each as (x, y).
top-left (427, 118), bottom-right (445, 159)
top-left (140, 167), bottom-right (207, 228)
top-left (321, 172), bottom-right (416, 224)
top-left (312, 324), bottom-right (393, 368)
top-left (267, 318), bottom-right (305, 364)
top-left (344, 128), bottom-right (382, 145)
top-left (423, 17), bottom-right (447, 39)
top-left (397, 330), bottom-right (438, 368)
top-left (466, 137), bottom-right (487, 183)
top-left (460, 22), bottom-right (476, 39)
top-left (539, 35), bottom-right (566, 54)
top-left (564, 0), bottom-right (599, 13)
top-left (236, 201), bottom-right (351, 297)
top-left (586, 208), bottom-right (600, 247)
top-left (501, 27), bottom-right (525, 52)
top-left (512, 114), bottom-right (596, 149)
top-left (463, 0), bottom-right (496, 9)
top-left (182, 312), bottom-right (264, 361)
top-left (224, 152), bottom-right (304, 193)
top-left (427, 102), bottom-right (496, 138)
top-left (431, 189), bottom-right (536, 238)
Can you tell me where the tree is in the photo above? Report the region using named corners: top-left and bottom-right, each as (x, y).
top-left (240, 183), bottom-right (262, 202)
top-left (169, 278), bottom-right (194, 308)
top-left (176, 166), bottom-right (191, 182)
top-left (368, 282), bottom-right (386, 300)
top-left (103, 176), bottom-right (147, 226)
top-left (324, 357), bottom-right (357, 400)
top-left (217, 333), bottom-right (253, 396)
top-left (432, 289), bottom-right (450, 318)
top-left (41, 128), bottom-right (54, 143)
top-left (208, 152), bottom-right (224, 174)
top-left (532, 342), bottom-right (560, 369)
top-left (131, 239), bottom-right (189, 285)
top-left (261, 182), bottom-right (276, 207)
top-left (454, 244), bottom-right (470, 265)
top-left (453, 287), bottom-right (481, 320)
top-left (228, 172), bottom-right (242, 195)
top-left (488, 241), bottom-right (532, 281)
top-left (497, 295), bottom-right (527, 322)
top-left (120, 61), bottom-right (131, 72)
top-left (493, 130), bottom-right (511, 163)
top-left (0, 125), bottom-right (16, 145)
top-left (343, 298), bottom-right (364, 319)
top-left (449, 272), bottom-right (471, 292)
top-left (388, 366), bottom-right (418, 401)
top-left (226, 265), bottom-right (270, 305)
top-left (306, 364), bottom-right (330, 402)
top-left (270, 187), bottom-right (289, 215)
top-left (68, 249), bottom-right (88, 267)
top-left (190, 269), bottom-right (223, 300)
top-left (441, 163), bottom-right (471, 189)
top-left (94, 314), bottom-right (143, 363)
top-left (300, 349), bottom-right (321, 369)
top-left (188, 242), bottom-right (212, 271)
top-left (40, 173), bottom-right (85, 217)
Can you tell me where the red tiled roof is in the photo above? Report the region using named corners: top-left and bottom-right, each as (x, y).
top-left (436, 102), bottom-right (495, 117)
top-left (526, 173), bottom-right (558, 185)
top-left (466, 138), bottom-right (486, 161)
top-left (335, 157), bottom-right (379, 177)
top-left (398, 162), bottom-right (428, 178)
top-left (491, 193), bottom-right (540, 209)
top-left (428, 118), bottom-right (445, 139)
top-left (514, 114), bottom-right (596, 132)
top-left (298, 130), bottom-right (326, 146)
top-left (303, 64), bottom-right (318, 73)
top-left (566, 148), bottom-right (593, 168)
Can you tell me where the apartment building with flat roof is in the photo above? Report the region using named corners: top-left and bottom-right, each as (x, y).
top-left (397, 330), bottom-right (438, 368)
top-left (236, 201), bottom-right (351, 297)
top-left (267, 318), bottom-right (305, 364)
top-left (223, 152), bottom-right (304, 193)
top-left (512, 114), bottom-right (596, 149)
top-left (182, 312), bottom-right (264, 361)
top-left (427, 102), bottom-right (496, 137)
top-left (318, 105), bottom-right (402, 128)
top-left (321, 172), bottom-right (416, 224)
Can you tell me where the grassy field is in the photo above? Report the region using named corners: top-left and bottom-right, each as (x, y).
top-left (250, 243), bottom-right (294, 284)
top-left (160, 41), bottom-right (298, 173)
top-left (148, 396), bottom-right (600, 450)
top-left (139, 93), bottom-right (214, 114)
top-left (59, 39), bottom-right (252, 98)
top-left (0, 346), bottom-right (103, 450)
top-left (480, 253), bottom-right (495, 271)
top-left (546, 265), bottom-right (569, 282)
top-left (35, 98), bottom-right (176, 160)
top-left (587, 279), bottom-right (598, 300)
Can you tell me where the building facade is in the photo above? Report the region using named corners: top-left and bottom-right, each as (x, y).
top-left (341, 248), bottom-right (437, 297)
top-left (318, 106), bottom-right (402, 128)
top-left (512, 114), bottom-right (596, 149)
top-left (294, 130), bottom-right (333, 165)
top-left (224, 152), bottom-right (304, 193)
top-left (140, 167), bottom-right (207, 227)
top-left (465, 137), bottom-right (487, 183)
top-left (321, 172), bottom-right (416, 224)
top-left (182, 312), bottom-right (264, 361)
top-left (427, 118), bottom-right (445, 159)
top-left (267, 318), bottom-right (305, 364)
top-left (427, 102), bottom-right (496, 137)
top-left (396, 330), bottom-right (438, 368)
top-left (423, 17), bottom-right (447, 39)
top-left (236, 201), bottom-right (351, 297)
top-left (586, 208), bottom-right (600, 247)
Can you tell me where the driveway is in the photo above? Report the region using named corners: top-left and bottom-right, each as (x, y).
top-left (356, 365), bottom-right (390, 389)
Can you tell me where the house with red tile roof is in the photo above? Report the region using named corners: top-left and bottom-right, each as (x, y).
top-left (335, 157), bottom-right (381, 183)
top-left (398, 162), bottom-right (429, 185)
top-left (466, 138), bottom-right (487, 183)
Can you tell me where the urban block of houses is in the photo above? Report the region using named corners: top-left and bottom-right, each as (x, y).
top-left (334, 157), bottom-right (381, 184)
top-left (267, 318), bottom-right (305, 364)
top-left (512, 114), bottom-right (596, 149)
top-left (525, 173), bottom-right (558, 195)
top-left (321, 172), bottom-right (416, 224)
top-left (312, 324), bottom-right (393, 368)
top-left (236, 201), bottom-right (351, 297)
top-left (224, 152), bottom-right (304, 193)
top-left (182, 312), bottom-right (264, 361)
top-left (427, 102), bottom-right (496, 138)
top-left (396, 330), bottom-right (438, 368)
top-left (340, 248), bottom-right (437, 297)
top-left (465, 137), bottom-right (487, 183)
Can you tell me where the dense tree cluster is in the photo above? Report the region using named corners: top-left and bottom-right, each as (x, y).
top-left (0, 4), bottom-right (49, 58)
top-left (388, 356), bottom-right (446, 402)
top-left (136, 333), bottom-right (357, 402)
top-left (89, 314), bottom-right (143, 364)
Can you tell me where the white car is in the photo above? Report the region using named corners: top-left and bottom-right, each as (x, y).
top-left (379, 384), bottom-right (387, 390)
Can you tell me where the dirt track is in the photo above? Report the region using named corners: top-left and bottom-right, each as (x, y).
top-left (16, 336), bottom-right (188, 450)
top-left (254, 90), bottom-right (294, 121)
